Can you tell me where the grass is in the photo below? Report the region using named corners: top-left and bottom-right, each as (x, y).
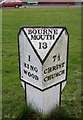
top-left (2, 7), bottom-right (81, 119)
top-left (0, 9), bottom-right (2, 120)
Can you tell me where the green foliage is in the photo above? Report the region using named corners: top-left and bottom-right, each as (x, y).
top-left (2, 7), bottom-right (81, 119)
top-left (16, 104), bottom-right (46, 120)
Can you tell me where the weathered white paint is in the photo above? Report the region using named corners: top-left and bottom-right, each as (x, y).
top-left (18, 26), bottom-right (69, 113)
top-left (24, 28), bottom-right (63, 61)
top-left (19, 30), bottom-right (43, 89)
top-left (19, 27), bottom-right (68, 89)
top-left (42, 30), bottom-right (68, 89)
top-left (26, 82), bottom-right (60, 113)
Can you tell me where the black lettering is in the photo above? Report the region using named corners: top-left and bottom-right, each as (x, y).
top-left (34, 67), bottom-right (38, 72)
top-left (35, 75), bottom-right (39, 80)
top-left (50, 35), bottom-right (55, 40)
top-left (24, 62), bottom-right (26, 67)
top-left (44, 69), bottom-right (48, 74)
top-left (41, 35), bottom-right (45, 40)
top-left (28, 72), bottom-right (31, 77)
top-left (44, 76), bottom-right (48, 82)
top-left (31, 35), bottom-right (36, 40)
top-left (32, 74), bottom-right (35, 79)
top-left (28, 72), bottom-right (39, 80)
top-left (28, 29), bottom-right (32, 34)
top-left (43, 29), bottom-right (48, 34)
top-left (36, 35), bottom-right (40, 40)
top-left (48, 29), bottom-right (52, 34)
top-left (30, 65), bottom-right (34, 71)
top-left (28, 55), bottom-right (30, 61)
top-left (57, 54), bottom-right (60, 61)
top-left (44, 69), bottom-right (65, 82)
top-left (33, 29), bottom-right (37, 34)
top-left (23, 69), bottom-right (27, 74)
top-left (53, 54), bottom-right (61, 62)
top-left (38, 29), bottom-right (42, 34)
top-left (58, 63), bottom-right (62, 68)
top-left (52, 65), bottom-right (58, 71)
top-left (39, 42), bottom-right (48, 49)
top-left (44, 62), bottom-right (65, 74)
top-left (46, 35), bottom-right (50, 40)
top-left (23, 69), bottom-right (39, 81)
top-left (24, 63), bottom-right (38, 73)
top-left (62, 62), bottom-right (65, 67)
top-left (61, 69), bottom-right (65, 75)
top-left (54, 29), bottom-right (58, 34)
top-left (53, 55), bottom-right (57, 62)
top-left (42, 42), bottom-right (47, 49)
top-left (39, 42), bottom-right (41, 49)
top-left (28, 28), bottom-right (58, 36)
top-left (24, 63), bottom-right (29, 69)
top-left (48, 67), bottom-right (52, 73)
top-left (54, 72), bottom-right (59, 77)
top-left (27, 64), bottom-right (29, 69)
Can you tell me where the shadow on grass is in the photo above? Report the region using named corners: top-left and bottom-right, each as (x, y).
top-left (16, 104), bottom-right (81, 120)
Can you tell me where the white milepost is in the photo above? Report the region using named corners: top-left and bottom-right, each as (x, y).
top-left (18, 26), bottom-right (69, 114)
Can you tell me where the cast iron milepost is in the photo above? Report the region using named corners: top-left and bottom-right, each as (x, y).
top-left (18, 26), bottom-right (69, 113)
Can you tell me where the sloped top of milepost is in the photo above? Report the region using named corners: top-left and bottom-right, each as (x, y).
top-left (18, 26), bottom-right (68, 65)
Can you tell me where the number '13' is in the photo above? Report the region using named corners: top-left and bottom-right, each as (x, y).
top-left (39, 42), bottom-right (48, 49)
